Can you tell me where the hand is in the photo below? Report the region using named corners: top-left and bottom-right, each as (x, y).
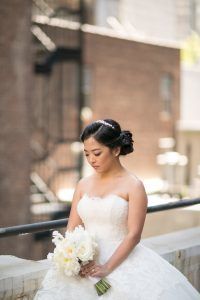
top-left (79, 261), bottom-right (111, 278)
top-left (89, 264), bottom-right (111, 278)
top-left (79, 260), bottom-right (95, 277)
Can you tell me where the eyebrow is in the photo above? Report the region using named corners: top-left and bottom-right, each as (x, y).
top-left (84, 148), bottom-right (101, 152)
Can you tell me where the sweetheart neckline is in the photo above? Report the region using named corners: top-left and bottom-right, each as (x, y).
top-left (81, 193), bottom-right (129, 204)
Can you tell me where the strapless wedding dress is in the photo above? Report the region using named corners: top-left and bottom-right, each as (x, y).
top-left (34, 194), bottom-right (200, 299)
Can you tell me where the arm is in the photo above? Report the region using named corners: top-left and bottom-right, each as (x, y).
top-left (90, 180), bottom-right (148, 278)
top-left (66, 180), bottom-right (84, 232)
top-left (67, 179), bottom-right (97, 277)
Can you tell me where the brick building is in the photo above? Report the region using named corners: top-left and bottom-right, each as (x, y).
top-left (32, 17), bottom-right (180, 184)
top-left (0, 0), bottom-right (32, 257)
top-left (83, 26), bottom-right (180, 179)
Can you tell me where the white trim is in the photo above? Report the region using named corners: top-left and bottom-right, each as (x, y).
top-left (32, 15), bottom-right (181, 49)
top-left (177, 120), bottom-right (200, 131)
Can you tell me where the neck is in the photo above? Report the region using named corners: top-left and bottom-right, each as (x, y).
top-left (96, 159), bottom-right (125, 180)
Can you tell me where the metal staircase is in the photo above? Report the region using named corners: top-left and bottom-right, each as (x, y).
top-left (30, 0), bottom-right (85, 225)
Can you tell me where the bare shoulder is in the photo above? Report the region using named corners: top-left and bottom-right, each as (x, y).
top-left (76, 174), bottom-right (95, 196)
top-left (78, 174), bottom-right (94, 186)
top-left (124, 172), bottom-right (147, 201)
top-left (124, 172), bottom-right (144, 188)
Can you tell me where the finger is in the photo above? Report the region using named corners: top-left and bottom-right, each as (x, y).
top-left (79, 270), bottom-right (85, 277)
top-left (86, 261), bottom-right (95, 268)
top-left (82, 261), bottom-right (95, 272)
top-left (90, 266), bottom-right (100, 276)
top-left (87, 266), bottom-right (95, 275)
top-left (81, 266), bottom-right (87, 272)
top-left (86, 266), bottom-right (95, 274)
top-left (82, 269), bottom-right (89, 275)
top-left (81, 265), bottom-right (91, 272)
top-left (91, 271), bottom-right (101, 277)
top-left (88, 262), bottom-right (96, 269)
top-left (82, 269), bottom-right (89, 276)
top-left (90, 266), bottom-right (102, 276)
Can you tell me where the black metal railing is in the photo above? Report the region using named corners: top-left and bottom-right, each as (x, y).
top-left (0, 198), bottom-right (200, 238)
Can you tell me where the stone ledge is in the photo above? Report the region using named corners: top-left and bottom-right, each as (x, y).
top-left (142, 226), bottom-right (200, 255)
top-left (0, 257), bottom-right (50, 300)
top-left (0, 227), bottom-right (200, 299)
top-left (142, 227), bottom-right (200, 291)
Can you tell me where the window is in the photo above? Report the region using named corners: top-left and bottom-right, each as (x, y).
top-left (160, 73), bottom-right (173, 118)
top-left (83, 65), bottom-right (92, 107)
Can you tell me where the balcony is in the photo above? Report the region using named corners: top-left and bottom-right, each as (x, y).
top-left (1, 199), bottom-right (200, 299)
top-left (0, 226), bottom-right (199, 299)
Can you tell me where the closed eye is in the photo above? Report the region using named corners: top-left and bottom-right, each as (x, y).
top-left (94, 153), bottom-right (101, 156)
top-left (84, 152), bottom-right (101, 157)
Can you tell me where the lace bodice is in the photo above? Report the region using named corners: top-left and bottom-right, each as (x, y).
top-left (77, 194), bottom-right (129, 242)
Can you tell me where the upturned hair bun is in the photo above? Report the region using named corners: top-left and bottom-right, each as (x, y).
top-left (119, 130), bottom-right (134, 155)
top-left (80, 119), bottom-right (134, 156)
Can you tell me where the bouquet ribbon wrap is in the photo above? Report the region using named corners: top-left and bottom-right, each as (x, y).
top-left (89, 276), bottom-right (111, 296)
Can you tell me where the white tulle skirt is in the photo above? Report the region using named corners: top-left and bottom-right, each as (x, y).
top-left (34, 241), bottom-right (200, 300)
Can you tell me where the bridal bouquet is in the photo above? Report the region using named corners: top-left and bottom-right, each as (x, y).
top-left (47, 226), bottom-right (111, 296)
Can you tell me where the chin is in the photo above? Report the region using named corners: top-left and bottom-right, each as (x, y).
top-left (93, 167), bottom-right (104, 173)
top-left (95, 167), bottom-right (109, 174)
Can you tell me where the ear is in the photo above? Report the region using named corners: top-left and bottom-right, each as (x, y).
top-left (112, 146), bottom-right (120, 157)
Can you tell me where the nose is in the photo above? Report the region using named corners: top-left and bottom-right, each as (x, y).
top-left (89, 155), bottom-right (96, 165)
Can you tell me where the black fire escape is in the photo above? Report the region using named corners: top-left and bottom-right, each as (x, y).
top-left (30, 0), bottom-right (86, 231)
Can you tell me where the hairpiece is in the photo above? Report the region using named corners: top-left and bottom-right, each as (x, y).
top-left (95, 120), bottom-right (115, 130)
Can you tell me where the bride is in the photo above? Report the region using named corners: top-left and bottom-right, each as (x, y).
top-left (34, 119), bottom-right (200, 299)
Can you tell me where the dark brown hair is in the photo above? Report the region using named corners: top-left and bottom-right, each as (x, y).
top-left (80, 119), bottom-right (134, 156)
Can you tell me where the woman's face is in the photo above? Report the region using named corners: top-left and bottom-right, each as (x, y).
top-left (83, 136), bottom-right (118, 173)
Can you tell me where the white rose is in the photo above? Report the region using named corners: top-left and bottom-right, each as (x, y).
top-left (53, 250), bottom-right (65, 268)
top-left (52, 231), bottom-right (64, 246)
top-left (47, 252), bottom-right (54, 261)
top-left (63, 258), bottom-right (81, 276)
top-left (76, 240), bottom-right (95, 262)
top-left (61, 240), bottom-right (77, 259)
